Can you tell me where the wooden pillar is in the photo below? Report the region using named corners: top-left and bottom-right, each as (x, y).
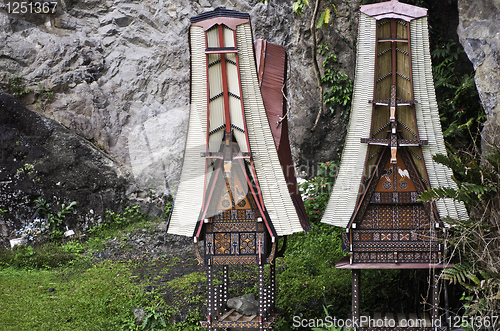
top-left (259, 264), bottom-right (264, 330)
top-left (270, 262), bottom-right (276, 311)
top-left (207, 264), bottom-right (213, 331)
top-left (223, 265), bottom-right (228, 310)
top-left (432, 270), bottom-right (440, 325)
top-left (352, 269), bottom-right (361, 325)
top-left (214, 280), bottom-right (218, 318)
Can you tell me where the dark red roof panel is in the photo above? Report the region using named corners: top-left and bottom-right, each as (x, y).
top-left (255, 39), bottom-right (310, 231)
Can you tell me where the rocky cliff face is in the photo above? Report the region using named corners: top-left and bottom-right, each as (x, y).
top-left (0, 91), bottom-right (129, 242)
top-left (7, 0), bottom-right (497, 236)
top-left (457, 0), bottom-right (500, 149)
top-left (0, 0), bottom-right (360, 236)
top-left (0, 0), bottom-right (358, 203)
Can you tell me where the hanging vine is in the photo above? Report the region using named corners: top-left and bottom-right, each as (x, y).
top-left (291, 0), bottom-right (355, 131)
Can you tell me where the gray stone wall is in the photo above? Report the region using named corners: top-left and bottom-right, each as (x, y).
top-left (457, 0), bottom-right (500, 150)
top-left (0, 0), bottom-right (359, 203)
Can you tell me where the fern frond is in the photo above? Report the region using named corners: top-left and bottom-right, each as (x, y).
top-left (443, 263), bottom-right (473, 285)
top-left (418, 187), bottom-right (459, 202)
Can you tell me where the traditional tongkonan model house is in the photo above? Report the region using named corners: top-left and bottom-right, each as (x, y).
top-left (167, 7), bottom-right (309, 330)
top-left (322, 1), bottom-right (467, 329)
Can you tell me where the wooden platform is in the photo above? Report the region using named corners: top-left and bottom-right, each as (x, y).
top-left (200, 308), bottom-right (278, 329)
top-left (336, 257), bottom-right (451, 269)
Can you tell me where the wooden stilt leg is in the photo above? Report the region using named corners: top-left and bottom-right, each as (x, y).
top-left (214, 278), bottom-right (218, 319)
top-left (352, 269), bottom-right (361, 327)
top-left (223, 265), bottom-right (228, 312)
top-left (432, 270), bottom-right (440, 327)
top-left (270, 262), bottom-right (276, 311)
top-left (207, 264), bottom-right (213, 331)
top-left (259, 265), bottom-right (264, 330)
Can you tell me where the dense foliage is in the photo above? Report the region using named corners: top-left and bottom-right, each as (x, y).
top-left (420, 150), bottom-right (500, 322)
top-left (275, 161), bottom-right (350, 329)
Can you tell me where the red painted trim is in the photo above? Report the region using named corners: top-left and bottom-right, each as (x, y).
top-left (218, 25), bottom-right (231, 134)
top-left (233, 26), bottom-right (267, 212)
top-left (196, 163), bottom-right (222, 239)
top-left (234, 152), bottom-right (274, 240)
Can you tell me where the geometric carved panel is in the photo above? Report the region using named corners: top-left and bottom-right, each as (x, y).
top-left (240, 233), bottom-right (256, 254)
top-left (215, 233), bottom-right (231, 255)
top-left (360, 204), bottom-right (430, 229)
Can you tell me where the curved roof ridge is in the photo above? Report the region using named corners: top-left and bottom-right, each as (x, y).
top-left (360, 0), bottom-right (427, 21)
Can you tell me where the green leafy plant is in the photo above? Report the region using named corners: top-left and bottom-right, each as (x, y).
top-left (320, 49), bottom-right (353, 123)
top-left (8, 75), bottom-right (33, 98)
top-left (35, 198), bottom-right (77, 239)
top-left (444, 263), bottom-right (499, 328)
top-left (420, 149), bottom-right (500, 319)
top-left (89, 205), bottom-right (146, 235)
top-left (431, 39), bottom-right (484, 148)
top-left (299, 161), bottom-right (339, 223)
top-left (173, 307), bottom-right (203, 330)
top-left (291, 0), bottom-right (309, 16)
top-left (36, 84), bottom-right (54, 110)
top-left (15, 163), bottom-right (41, 182)
top-left (0, 242), bottom-right (77, 269)
top-left (141, 306), bottom-right (167, 330)
top-left (164, 201), bottom-right (173, 220)
top-left (274, 160), bottom-right (352, 328)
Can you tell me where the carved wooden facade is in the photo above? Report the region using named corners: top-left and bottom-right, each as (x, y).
top-left (168, 7), bottom-right (309, 330)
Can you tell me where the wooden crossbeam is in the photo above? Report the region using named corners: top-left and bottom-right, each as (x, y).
top-left (378, 38), bottom-right (408, 43)
top-left (205, 47), bottom-right (238, 54)
top-left (369, 99), bottom-right (418, 106)
top-left (360, 138), bottom-right (427, 146)
top-left (200, 151), bottom-right (253, 159)
top-left (399, 139), bottom-right (428, 146)
top-left (360, 138), bottom-right (390, 145)
top-left (220, 309), bottom-right (235, 321)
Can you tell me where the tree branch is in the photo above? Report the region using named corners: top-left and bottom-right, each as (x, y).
top-left (310, 0), bottom-right (324, 132)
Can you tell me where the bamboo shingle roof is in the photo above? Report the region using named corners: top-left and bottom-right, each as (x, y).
top-left (168, 9), bottom-right (306, 237)
top-left (322, 9), bottom-right (467, 229)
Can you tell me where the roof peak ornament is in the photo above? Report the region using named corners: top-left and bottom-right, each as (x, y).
top-left (360, 0), bottom-right (427, 21)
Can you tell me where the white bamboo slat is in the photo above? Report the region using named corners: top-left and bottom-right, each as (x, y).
top-left (411, 18), bottom-right (468, 221)
top-left (226, 51), bottom-right (248, 152)
top-left (322, 13), bottom-right (377, 228)
top-left (168, 26), bottom-right (208, 236)
top-left (236, 23), bottom-right (303, 236)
